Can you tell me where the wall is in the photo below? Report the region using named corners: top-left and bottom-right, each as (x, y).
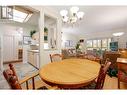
top-left (62, 32), bottom-right (79, 49)
top-left (0, 22), bottom-right (38, 70)
top-left (79, 27), bottom-right (127, 49)
top-left (31, 6), bottom-right (62, 67)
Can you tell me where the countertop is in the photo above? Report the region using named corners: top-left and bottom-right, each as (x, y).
top-left (28, 50), bottom-right (39, 53)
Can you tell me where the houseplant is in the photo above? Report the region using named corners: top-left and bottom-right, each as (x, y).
top-left (30, 30), bottom-right (36, 37)
top-left (44, 27), bottom-right (48, 42)
top-left (44, 27), bottom-right (48, 32)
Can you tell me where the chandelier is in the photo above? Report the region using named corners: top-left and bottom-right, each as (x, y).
top-left (60, 7), bottom-right (84, 24)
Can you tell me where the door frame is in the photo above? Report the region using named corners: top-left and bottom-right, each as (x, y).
top-left (0, 35), bottom-right (3, 71)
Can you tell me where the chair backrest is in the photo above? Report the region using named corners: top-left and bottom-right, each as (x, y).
top-left (87, 54), bottom-right (96, 60)
top-left (84, 54), bottom-right (100, 63)
top-left (102, 51), bottom-right (120, 69)
top-left (50, 54), bottom-right (63, 62)
top-left (95, 61), bottom-right (111, 89)
top-left (3, 64), bottom-right (22, 89)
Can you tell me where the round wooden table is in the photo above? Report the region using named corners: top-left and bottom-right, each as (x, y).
top-left (39, 58), bottom-right (100, 89)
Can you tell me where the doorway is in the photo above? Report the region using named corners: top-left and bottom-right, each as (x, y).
top-left (3, 27), bottom-right (23, 68)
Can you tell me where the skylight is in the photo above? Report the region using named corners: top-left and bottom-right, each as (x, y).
top-left (12, 9), bottom-right (32, 23)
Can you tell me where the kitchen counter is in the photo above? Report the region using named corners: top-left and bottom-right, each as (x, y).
top-left (27, 50), bottom-right (39, 68)
top-left (28, 50), bottom-right (39, 53)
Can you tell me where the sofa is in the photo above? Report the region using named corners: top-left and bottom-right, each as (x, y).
top-left (62, 49), bottom-right (77, 59)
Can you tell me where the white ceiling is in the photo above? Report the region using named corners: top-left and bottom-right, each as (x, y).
top-left (26, 12), bottom-right (39, 26)
top-left (50, 6), bottom-right (127, 36)
top-left (25, 11), bottom-right (56, 26)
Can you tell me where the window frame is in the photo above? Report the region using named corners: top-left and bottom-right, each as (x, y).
top-left (86, 38), bottom-right (112, 50)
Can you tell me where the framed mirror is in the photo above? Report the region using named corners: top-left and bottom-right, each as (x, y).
top-left (44, 15), bottom-right (57, 50)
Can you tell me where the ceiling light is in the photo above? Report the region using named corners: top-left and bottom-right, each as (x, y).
top-left (70, 7), bottom-right (79, 14)
top-left (63, 16), bottom-right (68, 23)
top-left (70, 17), bottom-right (77, 23)
top-left (112, 32), bottom-right (124, 37)
top-left (60, 10), bottom-right (68, 17)
top-left (77, 11), bottom-right (84, 20)
top-left (60, 6), bottom-right (84, 24)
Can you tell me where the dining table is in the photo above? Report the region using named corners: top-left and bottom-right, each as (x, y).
top-left (39, 58), bottom-right (101, 89)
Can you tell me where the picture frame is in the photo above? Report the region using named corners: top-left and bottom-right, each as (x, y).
top-left (23, 36), bottom-right (31, 45)
top-left (69, 40), bottom-right (73, 47)
top-left (65, 40), bottom-right (73, 47)
top-left (65, 40), bottom-right (70, 47)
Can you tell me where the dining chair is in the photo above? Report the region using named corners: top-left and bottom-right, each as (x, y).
top-left (3, 64), bottom-right (48, 89)
top-left (95, 61), bottom-right (111, 89)
top-left (82, 60), bottom-right (111, 89)
top-left (50, 54), bottom-right (63, 62)
top-left (87, 55), bottom-right (96, 60)
top-left (84, 54), bottom-right (100, 63)
top-left (118, 62), bottom-right (127, 89)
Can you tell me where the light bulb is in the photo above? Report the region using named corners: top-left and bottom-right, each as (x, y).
top-left (70, 7), bottom-right (79, 14)
top-left (70, 17), bottom-right (77, 23)
top-left (60, 10), bottom-right (68, 16)
top-left (63, 16), bottom-right (68, 22)
top-left (77, 11), bottom-right (84, 19)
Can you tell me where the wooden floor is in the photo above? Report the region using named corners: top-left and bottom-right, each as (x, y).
top-left (22, 74), bottom-right (127, 89)
top-left (104, 75), bottom-right (127, 89)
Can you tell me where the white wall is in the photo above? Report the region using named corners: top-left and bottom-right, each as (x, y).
top-left (31, 6), bottom-right (62, 67)
top-left (23, 25), bottom-right (39, 63)
top-left (62, 32), bottom-right (79, 49)
top-left (0, 22), bottom-right (38, 70)
top-left (79, 27), bottom-right (127, 49)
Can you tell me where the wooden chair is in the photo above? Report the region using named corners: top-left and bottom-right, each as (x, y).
top-left (83, 60), bottom-right (111, 89)
top-left (95, 61), bottom-right (111, 89)
top-left (50, 54), bottom-right (63, 62)
top-left (118, 62), bottom-right (127, 89)
top-left (3, 64), bottom-right (48, 89)
top-left (84, 54), bottom-right (100, 63)
top-left (102, 51), bottom-right (120, 70)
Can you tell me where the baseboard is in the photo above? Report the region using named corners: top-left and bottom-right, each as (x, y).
top-left (3, 59), bottom-right (23, 64)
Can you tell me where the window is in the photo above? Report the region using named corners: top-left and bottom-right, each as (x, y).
top-left (1, 6), bottom-right (33, 23)
top-left (93, 40), bottom-right (97, 48)
top-left (86, 38), bottom-right (111, 50)
top-left (13, 7), bottom-right (32, 23)
top-left (86, 40), bottom-right (93, 47)
top-left (102, 39), bottom-right (107, 48)
top-left (97, 40), bottom-right (101, 48)
top-left (1, 6), bottom-right (13, 19)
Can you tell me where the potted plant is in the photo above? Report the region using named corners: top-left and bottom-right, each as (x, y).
top-left (30, 30), bottom-right (36, 38)
top-left (44, 27), bottom-right (48, 42)
top-left (44, 27), bottom-right (48, 34)
top-left (75, 43), bottom-right (81, 52)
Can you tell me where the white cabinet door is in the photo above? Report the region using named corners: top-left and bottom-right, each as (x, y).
top-left (28, 51), bottom-right (39, 69)
top-left (34, 53), bottom-right (39, 68)
top-left (28, 52), bottom-right (34, 65)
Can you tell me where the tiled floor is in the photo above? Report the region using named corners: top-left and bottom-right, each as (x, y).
top-left (0, 62), bottom-right (38, 89)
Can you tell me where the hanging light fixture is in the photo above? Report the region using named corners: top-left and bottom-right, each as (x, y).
top-left (60, 6), bottom-right (84, 24)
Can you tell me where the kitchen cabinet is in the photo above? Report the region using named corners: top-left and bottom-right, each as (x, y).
top-left (28, 50), bottom-right (39, 69)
